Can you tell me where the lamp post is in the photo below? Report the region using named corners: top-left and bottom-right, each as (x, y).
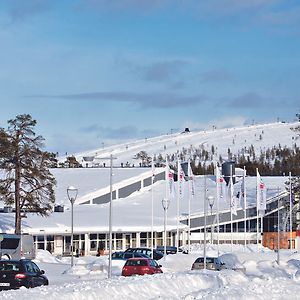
top-left (162, 197), bottom-right (170, 260)
top-left (98, 154), bottom-right (117, 278)
top-left (204, 175), bottom-right (207, 270)
top-left (277, 186), bottom-right (280, 265)
top-left (67, 186), bottom-right (78, 268)
top-left (208, 195), bottom-right (215, 245)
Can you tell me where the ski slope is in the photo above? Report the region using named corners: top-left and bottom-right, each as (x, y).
top-left (62, 122), bottom-right (299, 167)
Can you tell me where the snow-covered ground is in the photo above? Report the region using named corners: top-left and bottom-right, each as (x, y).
top-left (2, 245), bottom-right (300, 299)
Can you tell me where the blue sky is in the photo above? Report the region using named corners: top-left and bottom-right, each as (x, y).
top-left (0, 0), bottom-right (299, 154)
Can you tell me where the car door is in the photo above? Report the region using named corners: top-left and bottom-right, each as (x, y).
top-left (24, 261), bottom-right (36, 287)
top-left (31, 262), bottom-right (46, 287)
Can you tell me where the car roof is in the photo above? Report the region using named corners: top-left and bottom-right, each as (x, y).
top-left (126, 257), bottom-right (151, 260)
top-left (0, 259), bottom-right (31, 263)
top-left (195, 256), bottom-right (218, 259)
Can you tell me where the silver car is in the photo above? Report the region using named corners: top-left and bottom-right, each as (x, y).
top-left (191, 257), bottom-right (222, 271)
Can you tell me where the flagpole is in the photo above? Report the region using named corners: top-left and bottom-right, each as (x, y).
top-left (204, 173), bottom-right (207, 269)
top-left (216, 164), bottom-right (220, 256)
top-left (243, 166), bottom-right (247, 250)
top-left (289, 171), bottom-right (292, 252)
top-left (188, 159), bottom-right (191, 252)
top-left (151, 156), bottom-right (154, 259)
top-left (176, 158), bottom-right (180, 253)
top-left (256, 168), bottom-right (259, 251)
top-left (230, 165), bottom-right (233, 252)
top-left (277, 186), bottom-right (280, 264)
top-left (165, 156), bottom-right (169, 255)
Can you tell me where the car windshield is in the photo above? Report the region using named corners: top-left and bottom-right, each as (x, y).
top-left (195, 257), bottom-right (204, 263)
top-left (149, 259), bottom-right (158, 267)
top-left (195, 257), bottom-right (216, 264)
top-left (124, 253), bottom-right (133, 259)
top-left (112, 252), bottom-right (124, 259)
top-left (0, 262), bottom-right (21, 271)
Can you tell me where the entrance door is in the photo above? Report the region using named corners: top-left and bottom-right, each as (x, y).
top-left (125, 234), bottom-right (131, 250)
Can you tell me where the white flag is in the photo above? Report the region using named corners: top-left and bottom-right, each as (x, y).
top-left (188, 161), bottom-right (195, 196)
top-left (256, 169), bottom-right (266, 211)
top-left (239, 169), bottom-right (247, 209)
top-left (165, 158), bottom-right (175, 199)
top-left (178, 162), bottom-right (184, 197)
top-left (168, 170), bottom-right (176, 199)
top-left (151, 155), bottom-right (155, 182)
top-left (216, 167), bottom-right (227, 202)
top-left (228, 176), bottom-right (237, 215)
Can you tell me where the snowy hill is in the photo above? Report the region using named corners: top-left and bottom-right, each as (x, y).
top-left (62, 122), bottom-right (300, 167)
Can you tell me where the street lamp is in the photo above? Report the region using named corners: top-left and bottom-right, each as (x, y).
top-left (67, 186), bottom-right (78, 268)
top-left (208, 195), bottom-right (215, 245)
top-left (99, 154), bottom-right (117, 278)
top-left (162, 198), bottom-right (170, 260)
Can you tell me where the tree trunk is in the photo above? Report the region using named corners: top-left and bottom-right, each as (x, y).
top-left (14, 166), bottom-right (21, 234)
top-left (14, 135), bottom-right (21, 234)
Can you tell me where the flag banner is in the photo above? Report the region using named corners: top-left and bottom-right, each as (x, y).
top-left (219, 177), bottom-right (227, 202)
top-left (228, 176), bottom-right (237, 215)
top-left (256, 169), bottom-right (266, 211)
top-left (178, 163), bottom-right (184, 197)
top-left (188, 161), bottom-right (195, 196)
top-left (239, 169), bottom-right (246, 209)
top-left (151, 155), bottom-right (155, 181)
top-left (168, 169), bottom-right (175, 199)
top-left (216, 166), bottom-right (226, 202)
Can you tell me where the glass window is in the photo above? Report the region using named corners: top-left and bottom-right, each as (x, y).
top-left (0, 262), bottom-right (20, 271)
top-left (1, 238), bottom-right (20, 249)
top-left (46, 235), bottom-right (54, 241)
top-left (115, 233), bottom-right (123, 250)
top-left (37, 236), bottom-right (45, 242)
top-left (90, 241), bottom-right (97, 251)
top-left (90, 234), bottom-right (97, 240)
top-left (150, 259), bottom-right (157, 267)
top-left (25, 262), bottom-right (34, 273)
top-left (124, 253), bottom-right (133, 259)
top-left (31, 262), bottom-right (40, 273)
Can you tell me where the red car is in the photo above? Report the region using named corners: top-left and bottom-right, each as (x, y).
top-left (121, 258), bottom-right (163, 276)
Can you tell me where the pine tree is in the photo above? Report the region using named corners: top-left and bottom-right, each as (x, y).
top-left (0, 114), bottom-right (56, 234)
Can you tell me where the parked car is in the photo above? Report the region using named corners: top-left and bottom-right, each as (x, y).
top-left (218, 253), bottom-right (246, 273)
top-left (112, 251), bottom-right (150, 260)
top-left (0, 234), bottom-right (35, 260)
top-left (121, 258), bottom-right (163, 276)
top-left (191, 256), bottom-right (223, 271)
top-left (156, 246), bottom-right (181, 255)
top-left (0, 259), bottom-right (49, 290)
top-left (125, 248), bottom-right (163, 260)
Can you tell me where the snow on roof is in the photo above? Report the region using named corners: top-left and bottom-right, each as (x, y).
top-left (0, 121), bottom-right (297, 234)
top-left (51, 167), bottom-right (156, 206)
top-left (0, 175), bottom-right (289, 235)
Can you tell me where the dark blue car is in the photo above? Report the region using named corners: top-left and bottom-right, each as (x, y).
top-left (112, 251), bottom-right (149, 260)
top-left (0, 259), bottom-right (48, 290)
